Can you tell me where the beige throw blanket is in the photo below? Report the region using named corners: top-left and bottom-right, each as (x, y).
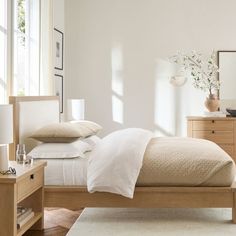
top-left (138, 137), bottom-right (236, 187)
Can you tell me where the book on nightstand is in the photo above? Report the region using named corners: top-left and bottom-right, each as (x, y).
top-left (17, 206), bottom-right (35, 229)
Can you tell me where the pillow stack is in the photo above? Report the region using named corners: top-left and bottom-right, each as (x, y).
top-left (28, 120), bottom-right (102, 159)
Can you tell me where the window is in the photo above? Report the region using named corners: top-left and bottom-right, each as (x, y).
top-left (0, 0), bottom-right (8, 103)
top-left (13, 0), bottom-right (40, 96)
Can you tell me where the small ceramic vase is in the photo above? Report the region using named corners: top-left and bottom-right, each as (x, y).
top-left (204, 94), bottom-right (219, 112)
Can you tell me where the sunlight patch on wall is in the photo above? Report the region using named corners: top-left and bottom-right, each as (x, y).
top-left (112, 95), bottom-right (123, 124)
top-left (111, 44), bottom-right (124, 124)
top-left (154, 76), bottom-right (177, 137)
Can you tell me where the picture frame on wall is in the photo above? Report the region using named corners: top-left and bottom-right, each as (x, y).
top-left (54, 28), bottom-right (64, 70)
top-left (55, 74), bottom-right (63, 113)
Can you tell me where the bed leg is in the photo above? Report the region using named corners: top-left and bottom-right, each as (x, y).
top-left (233, 193), bottom-right (236, 224)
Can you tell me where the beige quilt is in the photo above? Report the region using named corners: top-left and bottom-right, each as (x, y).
top-left (137, 137), bottom-right (236, 187)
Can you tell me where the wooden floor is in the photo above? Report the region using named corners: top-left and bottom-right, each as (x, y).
top-left (24, 208), bottom-right (83, 236)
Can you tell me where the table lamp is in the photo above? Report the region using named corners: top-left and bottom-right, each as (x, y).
top-left (67, 99), bottom-right (85, 121)
top-left (0, 105), bottom-right (13, 171)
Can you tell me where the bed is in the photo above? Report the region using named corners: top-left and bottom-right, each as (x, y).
top-left (9, 96), bottom-right (236, 223)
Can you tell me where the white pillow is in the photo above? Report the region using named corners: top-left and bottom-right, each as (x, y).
top-left (82, 135), bottom-right (101, 146)
top-left (27, 140), bottom-right (92, 159)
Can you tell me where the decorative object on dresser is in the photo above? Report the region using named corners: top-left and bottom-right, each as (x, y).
top-left (16, 144), bottom-right (26, 164)
top-left (0, 161), bottom-right (46, 236)
top-left (0, 104), bottom-right (13, 172)
top-left (170, 51), bottom-right (220, 112)
top-left (226, 108), bottom-right (236, 117)
top-left (187, 116), bottom-right (236, 161)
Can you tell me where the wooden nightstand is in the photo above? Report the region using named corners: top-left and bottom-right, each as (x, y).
top-left (187, 116), bottom-right (236, 162)
top-left (0, 161), bottom-right (47, 236)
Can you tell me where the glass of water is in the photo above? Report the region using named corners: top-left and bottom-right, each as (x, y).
top-left (16, 144), bottom-right (26, 164)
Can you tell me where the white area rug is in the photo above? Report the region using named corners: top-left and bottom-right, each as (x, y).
top-left (67, 208), bottom-right (236, 236)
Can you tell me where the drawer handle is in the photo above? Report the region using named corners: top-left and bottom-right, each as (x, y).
top-left (30, 174), bottom-right (34, 180)
top-left (212, 131), bottom-right (215, 134)
top-left (212, 120), bottom-right (215, 123)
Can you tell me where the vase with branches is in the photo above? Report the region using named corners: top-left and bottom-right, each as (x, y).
top-left (170, 51), bottom-right (220, 111)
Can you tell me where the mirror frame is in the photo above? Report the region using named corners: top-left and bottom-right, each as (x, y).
top-left (217, 50), bottom-right (236, 99)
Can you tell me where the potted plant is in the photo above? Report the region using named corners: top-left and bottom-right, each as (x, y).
top-left (170, 51), bottom-right (220, 112)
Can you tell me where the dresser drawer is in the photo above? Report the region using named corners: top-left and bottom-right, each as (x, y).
top-left (218, 144), bottom-right (234, 157)
top-left (192, 120), bottom-right (234, 131)
top-left (17, 169), bottom-right (43, 202)
top-left (192, 130), bottom-right (234, 144)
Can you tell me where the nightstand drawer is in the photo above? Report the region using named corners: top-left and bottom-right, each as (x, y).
top-left (192, 130), bottom-right (234, 144)
top-left (192, 120), bottom-right (234, 131)
top-left (17, 169), bottom-right (43, 202)
top-left (219, 144), bottom-right (234, 157)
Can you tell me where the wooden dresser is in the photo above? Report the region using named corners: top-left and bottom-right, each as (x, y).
top-left (187, 116), bottom-right (236, 162)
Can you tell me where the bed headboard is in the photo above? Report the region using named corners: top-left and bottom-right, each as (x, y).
top-left (9, 96), bottom-right (60, 160)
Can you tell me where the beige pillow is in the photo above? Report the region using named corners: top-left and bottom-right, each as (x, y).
top-left (30, 121), bottom-right (102, 143)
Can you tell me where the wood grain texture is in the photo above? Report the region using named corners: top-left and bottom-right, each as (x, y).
top-left (233, 193), bottom-right (236, 223)
top-left (24, 208), bottom-right (82, 236)
top-left (44, 186), bottom-right (236, 209)
top-left (192, 120), bottom-right (234, 131)
top-left (0, 161), bottom-right (46, 236)
top-left (0, 161), bottom-right (47, 184)
top-left (0, 184), bottom-right (17, 236)
top-left (187, 116), bottom-right (236, 121)
top-left (192, 130), bottom-right (233, 144)
top-left (234, 120), bottom-right (236, 162)
top-left (218, 144), bottom-right (234, 157)
top-left (187, 120), bottom-right (193, 137)
top-left (17, 170), bottom-right (43, 202)
top-left (187, 116), bottom-right (236, 161)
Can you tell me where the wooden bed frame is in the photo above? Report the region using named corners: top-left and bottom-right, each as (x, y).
top-left (9, 96), bottom-right (236, 223)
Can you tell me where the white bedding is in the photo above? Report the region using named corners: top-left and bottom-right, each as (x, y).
top-left (44, 155), bottom-right (88, 185)
top-left (87, 128), bottom-right (153, 198)
top-left (42, 130), bottom-right (235, 199)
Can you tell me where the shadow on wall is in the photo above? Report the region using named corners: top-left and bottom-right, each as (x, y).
top-left (108, 44), bottom-right (197, 137)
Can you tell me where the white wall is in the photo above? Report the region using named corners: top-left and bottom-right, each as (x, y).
top-left (65, 0), bottom-right (236, 136)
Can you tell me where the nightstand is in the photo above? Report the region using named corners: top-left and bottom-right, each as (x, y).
top-left (187, 116), bottom-right (236, 162)
top-left (0, 161), bottom-right (47, 236)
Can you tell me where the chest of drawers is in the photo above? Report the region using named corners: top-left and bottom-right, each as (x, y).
top-left (187, 117), bottom-right (236, 162)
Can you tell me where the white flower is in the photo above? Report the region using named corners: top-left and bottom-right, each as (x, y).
top-left (169, 51), bottom-right (219, 96)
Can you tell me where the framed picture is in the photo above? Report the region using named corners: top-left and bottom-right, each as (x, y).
top-left (54, 28), bottom-right (64, 70)
top-left (55, 74), bottom-right (63, 113)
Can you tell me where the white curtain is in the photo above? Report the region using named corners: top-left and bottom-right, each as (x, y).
top-left (13, 0), bottom-right (40, 96)
top-left (40, 0), bottom-right (54, 95)
top-left (0, 0), bottom-right (8, 103)
top-left (28, 0), bottom-right (40, 95)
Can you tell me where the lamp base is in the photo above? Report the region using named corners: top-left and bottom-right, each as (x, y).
top-left (0, 145), bottom-right (9, 172)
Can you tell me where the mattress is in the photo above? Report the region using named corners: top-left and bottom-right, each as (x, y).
top-left (44, 138), bottom-right (236, 187)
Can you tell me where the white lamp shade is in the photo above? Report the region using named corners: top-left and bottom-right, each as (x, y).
top-left (0, 104), bottom-right (13, 144)
top-left (67, 99), bottom-right (85, 121)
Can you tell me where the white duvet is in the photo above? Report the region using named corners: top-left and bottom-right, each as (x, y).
top-left (87, 128), bottom-right (153, 198)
